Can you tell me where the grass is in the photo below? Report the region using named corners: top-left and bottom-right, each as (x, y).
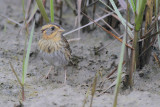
top-left (10, 21), bottom-right (35, 101)
top-left (50, 0), bottom-right (54, 23)
top-left (5, 0), bottom-right (160, 106)
top-left (112, 27), bottom-right (126, 107)
top-left (90, 71), bottom-right (98, 107)
top-left (22, 21), bottom-right (35, 85)
top-left (35, 0), bottom-right (50, 23)
top-left (76, 0), bottom-right (159, 106)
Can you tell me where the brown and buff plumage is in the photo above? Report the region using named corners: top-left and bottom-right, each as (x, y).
top-left (38, 23), bottom-right (71, 83)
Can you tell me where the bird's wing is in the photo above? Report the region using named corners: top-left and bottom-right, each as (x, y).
top-left (61, 35), bottom-right (72, 54)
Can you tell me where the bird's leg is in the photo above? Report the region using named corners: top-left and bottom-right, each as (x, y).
top-left (45, 66), bottom-right (54, 79)
top-left (64, 66), bottom-right (67, 85)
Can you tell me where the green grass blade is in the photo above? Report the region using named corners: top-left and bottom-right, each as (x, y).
top-left (36, 0), bottom-right (50, 23)
top-left (22, 21), bottom-right (35, 85)
top-left (102, 0), bottom-right (134, 38)
top-left (113, 32), bottom-right (126, 107)
top-left (99, 0), bottom-right (133, 29)
top-left (50, 0), bottom-right (54, 23)
top-left (135, 0), bottom-right (147, 31)
top-left (109, 0), bottom-right (134, 37)
top-left (129, 0), bottom-right (136, 13)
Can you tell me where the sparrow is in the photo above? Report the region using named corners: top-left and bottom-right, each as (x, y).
top-left (38, 23), bottom-right (71, 83)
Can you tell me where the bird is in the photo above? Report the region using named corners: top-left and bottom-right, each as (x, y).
top-left (38, 23), bottom-right (71, 84)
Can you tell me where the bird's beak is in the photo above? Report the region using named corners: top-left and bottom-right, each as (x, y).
top-left (59, 27), bottom-right (65, 32)
top-left (41, 29), bottom-right (45, 33)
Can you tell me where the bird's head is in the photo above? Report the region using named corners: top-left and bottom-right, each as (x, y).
top-left (41, 23), bottom-right (65, 41)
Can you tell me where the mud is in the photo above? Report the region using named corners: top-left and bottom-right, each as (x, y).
top-left (0, 0), bottom-right (160, 107)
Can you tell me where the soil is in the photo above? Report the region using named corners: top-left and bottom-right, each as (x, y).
top-left (0, 0), bottom-right (160, 107)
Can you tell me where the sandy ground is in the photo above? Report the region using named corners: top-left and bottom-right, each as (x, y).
top-left (0, 0), bottom-right (160, 107)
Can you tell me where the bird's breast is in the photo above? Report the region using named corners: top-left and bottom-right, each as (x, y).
top-left (38, 39), bottom-right (69, 66)
top-left (38, 39), bottom-right (62, 54)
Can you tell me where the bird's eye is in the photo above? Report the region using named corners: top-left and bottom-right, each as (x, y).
top-left (51, 26), bottom-right (55, 31)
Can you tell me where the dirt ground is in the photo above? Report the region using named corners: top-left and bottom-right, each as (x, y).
top-left (0, 0), bottom-right (160, 107)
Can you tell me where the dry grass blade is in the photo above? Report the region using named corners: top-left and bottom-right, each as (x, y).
top-left (68, 38), bottom-right (81, 42)
top-left (9, 62), bottom-right (25, 101)
top-left (77, 0), bottom-right (82, 38)
top-left (107, 61), bottom-right (125, 78)
top-left (25, 0), bottom-right (32, 20)
top-left (27, 4), bottom-right (38, 25)
top-left (96, 14), bottom-right (120, 37)
top-left (139, 37), bottom-right (157, 57)
top-left (140, 27), bottom-right (155, 39)
top-left (156, 0), bottom-right (160, 49)
top-left (123, 0), bottom-right (130, 88)
top-left (99, 7), bottom-right (134, 30)
top-left (81, 11), bottom-right (133, 49)
top-left (142, 0), bottom-right (154, 66)
top-left (9, 62), bottom-right (23, 87)
top-left (0, 14), bottom-right (23, 27)
top-left (141, 30), bottom-right (160, 41)
top-left (90, 72), bottom-right (98, 107)
top-left (59, 1), bottom-right (63, 25)
top-left (118, 0), bottom-right (127, 9)
top-left (96, 34), bottom-right (124, 53)
top-left (100, 0), bottom-right (134, 38)
top-left (82, 87), bottom-right (90, 107)
top-left (63, 8), bottom-right (124, 36)
top-left (153, 53), bottom-right (160, 67)
top-left (98, 73), bottom-right (126, 96)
